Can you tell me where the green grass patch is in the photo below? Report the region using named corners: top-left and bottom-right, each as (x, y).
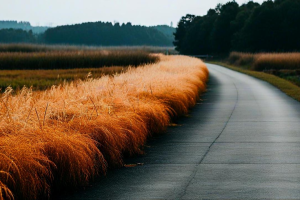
top-left (208, 61), bottom-right (300, 102)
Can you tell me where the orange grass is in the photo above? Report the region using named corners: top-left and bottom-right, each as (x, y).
top-left (0, 55), bottom-right (208, 200)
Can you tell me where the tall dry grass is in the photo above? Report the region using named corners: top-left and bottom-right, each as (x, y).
top-left (228, 52), bottom-right (300, 71)
top-left (228, 52), bottom-right (258, 67)
top-left (253, 53), bottom-right (300, 71)
top-left (0, 55), bottom-right (208, 200)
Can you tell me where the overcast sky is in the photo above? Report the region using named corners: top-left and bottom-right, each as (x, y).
top-left (1, 0), bottom-right (265, 27)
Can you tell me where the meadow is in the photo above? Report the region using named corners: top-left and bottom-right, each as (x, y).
top-left (0, 54), bottom-right (208, 200)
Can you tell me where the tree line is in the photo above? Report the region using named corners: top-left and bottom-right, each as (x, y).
top-left (0, 21), bottom-right (174, 46)
top-left (44, 22), bottom-right (173, 46)
top-left (0, 29), bottom-right (36, 43)
top-left (174, 0), bottom-right (300, 55)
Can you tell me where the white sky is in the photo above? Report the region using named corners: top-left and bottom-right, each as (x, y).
top-left (1, 0), bottom-right (265, 27)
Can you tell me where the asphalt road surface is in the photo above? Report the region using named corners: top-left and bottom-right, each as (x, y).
top-left (58, 63), bottom-right (300, 199)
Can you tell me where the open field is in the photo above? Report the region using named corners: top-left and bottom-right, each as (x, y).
top-left (0, 55), bottom-right (208, 200)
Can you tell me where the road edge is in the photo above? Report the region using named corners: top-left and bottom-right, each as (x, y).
top-left (207, 61), bottom-right (300, 102)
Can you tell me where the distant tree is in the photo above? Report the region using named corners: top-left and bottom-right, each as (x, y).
top-left (173, 14), bottom-right (195, 52)
top-left (151, 25), bottom-right (175, 43)
top-left (209, 1), bottom-right (239, 54)
top-left (231, 1), bottom-right (260, 50)
top-left (174, 0), bottom-right (300, 54)
top-left (233, 1), bottom-right (276, 52)
top-left (0, 28), bottom-right (36, 43)
top-left (180, 9), bottom-right (218, 54)
top-left (277, 0), bottom-right (300, 51)
top-left (235, 0), bottom-right (300, 52)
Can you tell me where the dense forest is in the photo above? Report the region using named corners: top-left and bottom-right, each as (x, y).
top-left (0, 29), bottom-right (36, 43)
top-left (174, 0), bottom-right (300, 55)
top-left (43, 22), bottom-right (173, 46)
top-left (151, 25), bottom-right (175, 42)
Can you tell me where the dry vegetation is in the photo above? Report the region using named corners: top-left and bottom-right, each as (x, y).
top-left (0, 51), bottom-right (158, 70)
top-left (0, 44), bottom-right (71, 53)
top-left (0, 44), bottom-right (177, 54)
top-left (228, 52), bottom-right (258, 67)
top-left (0, 45), bottom-right (160, 91)
top-left (228, 52), bottom-right (300, 87)
top-left (0, 55), bottom-right (208, 200)
top-left (253, 53), bottom-right (300, 71)
top-left (229, 52), bottom-right (300, 71)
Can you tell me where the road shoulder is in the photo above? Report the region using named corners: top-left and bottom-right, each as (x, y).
top-left (207, 61), bottom-right (300, 102)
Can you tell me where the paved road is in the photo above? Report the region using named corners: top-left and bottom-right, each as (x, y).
top-left (58, 63), bottom-right (300, 199)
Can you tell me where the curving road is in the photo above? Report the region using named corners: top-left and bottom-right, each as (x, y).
top-left (58, 63), bottom-right (300, 199)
